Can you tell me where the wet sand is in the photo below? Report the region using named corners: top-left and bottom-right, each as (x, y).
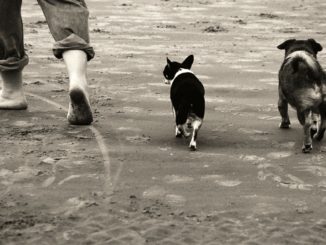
top-left (1, 0), bottom-right (326, 244)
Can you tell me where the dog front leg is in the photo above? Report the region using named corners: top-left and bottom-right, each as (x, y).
top-left (175, 107), bottom-right (190, 138)
top-left (278, 94), bottom-right (291, 128)
top-left (175, 126), bottom-right (182, 138)
top-left (189, 119), bottom-right (202, 151)
top-left (302, 110), bottom-right (313, 153)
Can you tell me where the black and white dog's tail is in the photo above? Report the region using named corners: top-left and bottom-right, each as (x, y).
top-left (175, 100), bottom-right (190, 126)
top-left (175, 96), bottom-right (205, 125)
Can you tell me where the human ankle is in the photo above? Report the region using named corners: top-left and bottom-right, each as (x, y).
top-left (69, 76), bottom-right (88, 92)
top-left (1, 70), bottom-right (24, 96)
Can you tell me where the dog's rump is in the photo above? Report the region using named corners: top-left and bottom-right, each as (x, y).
top-left (170, 73), bottom-right (205, 124)
top-left (279, 52), bottom-right (326, 111)
top-left (282, 51), bottom-right (324, 83)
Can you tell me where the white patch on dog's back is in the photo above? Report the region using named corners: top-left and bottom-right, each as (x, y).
top-left (170, 69), bottom-right (194, 86)
top-left (286, 51), bottom-right (318, 72)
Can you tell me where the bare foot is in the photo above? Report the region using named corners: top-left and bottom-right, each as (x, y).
top-left (67, 87), bottom-right (93, 125)
top-left (0, 90), bottom-right (27, 110)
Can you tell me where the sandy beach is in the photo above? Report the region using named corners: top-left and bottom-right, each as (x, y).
top-left (1, 0), bottom-right (326, 244)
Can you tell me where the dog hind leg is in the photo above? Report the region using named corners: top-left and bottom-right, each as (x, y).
top-left (176, 103), bottom-right (190, 138)
top-left (177, 124), bottom-right (190, 138)
top-left (278, 95), bottom-right (291, 128)
top-left (314, 108), bottom-right (326, 141)
top-left (189, 118), bottom-right (202, 151)
top-left (302, 110), bottom-right (313, 153)
top-left (297, 110), bottom-right (306, 126)
top-left (310, 112), bottom-right (319, 137)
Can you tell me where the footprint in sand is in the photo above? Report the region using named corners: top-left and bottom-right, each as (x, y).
top-left (117, 127), bottom-right (141, 132)
top-left (143, 186), bottom-right (168, 199)
top-left (272, 174), bottom-right (313, 191)
top-left (0, 166), bottom-right (36, 185)
top-left (240, 155), bottom-right (265, 164)
top-left (143, 186), bottom-right (187, 207)
top-left (13, 120), bottom-right (34, 127)
top-left (165, 194), bottom-right (186, 207)
top-left (42, 176), bottom-right (56, 188)
top-left (201, 175), bottom-right (242, 187)
top-left (279, 141), bottom-right (296, 149)
top-left (258, 115), bottom-right (280, 121)
top-left (126, 135), bottom-right (151, 144)
top-left (238, 128), bottom-right (270, 136)
top-left (299, 166), bottom-right (326, 177)
top-left (163, 175), bottom-right (194, 184)
top-left (123, 107), bottom-right (143, 113)
top-left (267, 151), bottom-right (292, 159)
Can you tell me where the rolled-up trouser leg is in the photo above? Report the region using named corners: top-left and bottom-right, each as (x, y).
top-left (37, 0), bottom-right (95, 61)
top-left (0, 0), bottom-right (29, 72)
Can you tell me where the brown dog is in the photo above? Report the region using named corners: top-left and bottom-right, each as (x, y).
top-left (277, 39), bottom-right (326, 153)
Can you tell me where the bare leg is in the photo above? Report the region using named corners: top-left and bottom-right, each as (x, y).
top-left (63, 50), bottom-right (93, 125)
top-left (278, 94), bottom-right (290, 128)
top-left (0, 70), bottom-right (27, 109)
top-left (302, 110), bottom-right (313, 153)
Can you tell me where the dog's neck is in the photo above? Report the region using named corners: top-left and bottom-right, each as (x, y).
top-left (170, 68), bottom-right (194, 85)
top-left (286, 50), bottom-right (314, 59)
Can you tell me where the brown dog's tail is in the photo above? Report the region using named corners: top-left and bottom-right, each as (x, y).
top-left (291, 56), bottom-right (311, 74)
top-left (287, 55), bottom-right (322, 82)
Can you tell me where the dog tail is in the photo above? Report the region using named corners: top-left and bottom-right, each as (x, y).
top-left (176, 101), bottom-right (189, 125)
top-left (291, 56), bottom-right (311, 73)
top-left (290, 56), bottom-right (324, 84)
top-left (286, 54), bottom-right (322, 81)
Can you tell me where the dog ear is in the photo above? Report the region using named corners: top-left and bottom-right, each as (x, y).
top-left (308, 39), bottom-right (323, 53)
top-left (167, 57), bottom-right (172, 67)
top-left (181, 55), bottom-right (194, 69)
top-left (277, 39), bottom-right (296, 50)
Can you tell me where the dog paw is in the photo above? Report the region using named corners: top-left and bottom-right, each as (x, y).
top-left (189, 142), bottom-right (197, 151)
top-left (279, 121), bottom-right (290, 129)
top-left (175, 127), bottom-right (182, 138)
top-left (302, 144), bottom-right (313, 153)
top-left (175, 132), bottom-right (182, 138)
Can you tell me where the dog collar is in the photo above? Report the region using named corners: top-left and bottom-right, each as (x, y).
top-left (170, 68), bottom-right (194, 85)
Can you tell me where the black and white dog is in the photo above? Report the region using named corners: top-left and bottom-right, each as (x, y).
top-left (163, 55), bottom-right (205, 151)
top-left (277, 38), bottom-right (326, 153)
